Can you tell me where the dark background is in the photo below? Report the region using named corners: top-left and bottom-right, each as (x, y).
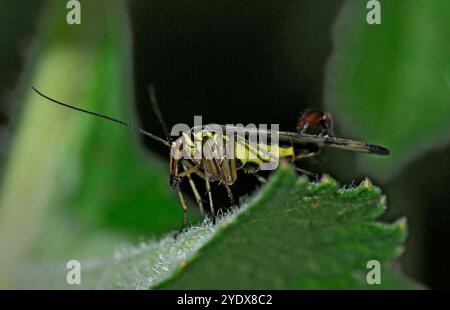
top-left (1, 0), bottom-right (449, 289)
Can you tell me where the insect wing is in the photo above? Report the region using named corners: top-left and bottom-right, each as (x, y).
top-left (277, 132), bottom-right (390, 155)
top-left (204, 125), bottom-right (389, 156)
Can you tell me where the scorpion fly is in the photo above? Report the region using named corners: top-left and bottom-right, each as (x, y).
top-left (32, 87), bottom-right (389, 229)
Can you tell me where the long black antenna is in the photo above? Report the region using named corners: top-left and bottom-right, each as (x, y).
top-left (148, 84), bottom-right (170, 141)
top-left (32, 87), bottom-right (171, 147)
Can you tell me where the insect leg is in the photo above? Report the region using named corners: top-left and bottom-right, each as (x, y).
top-left (223, 183), bottom-right (235, 205)
top-left (178, 161), bottom-right (201, 177)
top-left (175, 185), bottom-right (188, 230)
top-left (293, 166), bottom-right (319, 181)
top-left (294, 149), bottom-right (321, 161)
top-left (203, 168), bottom-right (216, 219)
top-left (211, 158), bottom-right (236, 206)
top-left (181, 162), bottom-right (205, 216)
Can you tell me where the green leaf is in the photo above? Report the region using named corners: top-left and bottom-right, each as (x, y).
top-left (32, 164), bottom-right (417, 289)
top-left (160, 165), bottom-right (415, 289)
top-left (0, 0), bottom-right (183, 288)
top-left (324, 0), bottom-right (450, 178)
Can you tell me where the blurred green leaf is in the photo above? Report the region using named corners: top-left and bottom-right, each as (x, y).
top-left (34, 165), bottom-right (417, 289)
top-left (325, 0), bottom-right (450, 178)
top-left (0, 0), bottom-right (183, 288)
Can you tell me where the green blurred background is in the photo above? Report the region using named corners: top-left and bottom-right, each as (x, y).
top-left (0, 0), bottom-right (449, 288)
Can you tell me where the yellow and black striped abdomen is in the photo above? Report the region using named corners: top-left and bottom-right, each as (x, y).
top-left (234, 138), bottom-right (295, 173)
